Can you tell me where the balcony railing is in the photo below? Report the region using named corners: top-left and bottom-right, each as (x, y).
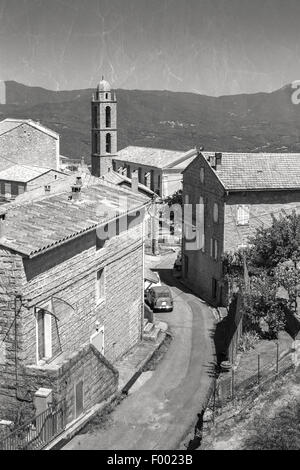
top-left (0, 400), bottom-right (66, 451)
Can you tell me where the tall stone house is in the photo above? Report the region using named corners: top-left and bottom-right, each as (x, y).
top-left (0, 119), bottom-right (60, 171)
top-left (182, 151), bottom-right (300, 306)
top-left (0, 165), bottom-right (65, 202)
top-left (0, 180), bottom-right (149, 425)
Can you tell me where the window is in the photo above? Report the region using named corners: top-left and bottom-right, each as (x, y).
top-left (105, 106), bottom-right (111, 128)
top-left (96, 268), bottom-right (105, 303)
top-left (138, 167), bottom-right (142, 183)
top-left (144, 172), bottom-right (150, 187)
top-left (157, 174), bottom-right (161, 194)
top-left (106, 133), bottom-right (111, 153)
top-left (198, 196), bottom-right (205, 250)
top-left (213, 202), bottom-right (219, 223)
top-left (237, 205), bottom-right (250, 226)
top-left (105, 93), bottom-right (109, 100)
top-left (92, 106), bottom-right (98, 128)
top-left (200, 167), bottom-right (204, 183)
top-left (210, 238), bottom-right (219, 260)
top-left (212, 278), bottom-right (218, 299)
top-left (36, 302), bottom-right (52, 362)
top-left (18, 185), bottom-right (25, 195)
top-left (4, 183), bottom-right (11, 199)
top-left (150, 170), bottom-right (155, 191)
top-left (94, 133), bottom-right (99, 154)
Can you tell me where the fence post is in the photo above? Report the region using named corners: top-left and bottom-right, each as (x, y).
top-left (212, 380), bottom-right (216, 427)
top-left (257, 353), bottom-right (260, 386)
top-left (231, 367), bottom-right (235, 401)
top-left (276, 341), bottom-right (279, 378)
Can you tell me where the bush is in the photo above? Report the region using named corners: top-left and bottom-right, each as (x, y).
top-left (238, 331), bottom-right (260, 353)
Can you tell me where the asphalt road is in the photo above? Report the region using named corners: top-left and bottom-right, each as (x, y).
top-left (63, 254), bottom-right (216, 450)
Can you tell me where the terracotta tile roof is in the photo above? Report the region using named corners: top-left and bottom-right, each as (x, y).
top-left (0, 183), bottom-right (149, 257)
top-left (201, 152), bottom-right (300, 191)
top-left (102, 170), bottom-right (154, 195)
top-left (0, 165), bottom-right (58, 183)
top-left (0, 119), bottom-right (58, 139)
top-left (116, 146), bottom-right (195, 169)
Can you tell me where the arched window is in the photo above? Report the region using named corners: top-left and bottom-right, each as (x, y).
top-left (105, 106), bottom-right (111, 128)
top-left (106, 133), bottom-right (111, 154)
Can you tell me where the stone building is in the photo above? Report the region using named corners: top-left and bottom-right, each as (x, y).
top-left (182, 151), bottom-right (300, 306)
top-left (0, 165), bottom-right (65, 202)
top-left (113, 146), bottom-right (198, 198)
top-left (0, 119), bottom-right (60, 171)
top-left (0, 180), bottom-right (149, 424)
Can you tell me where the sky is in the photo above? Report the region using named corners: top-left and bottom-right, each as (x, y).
top-left (1, 0), bottom-right (300, 95)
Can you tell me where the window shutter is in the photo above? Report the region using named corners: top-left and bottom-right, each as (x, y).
top-left (237, 205), bottom-right (250, 225)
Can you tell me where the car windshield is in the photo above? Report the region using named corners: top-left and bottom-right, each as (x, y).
top-left (155, 291), bottom-right (170, 298)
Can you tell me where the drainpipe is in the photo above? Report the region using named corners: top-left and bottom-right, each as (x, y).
top-left (14, 295), bottom-right (22, 400)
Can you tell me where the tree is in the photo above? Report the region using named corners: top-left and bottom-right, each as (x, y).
top-left (164, 189), bottom-right (183, 207)
top-left (224, 210), bottom-right (300, 338)
top-left (249, 210), bottom-right (300, 271)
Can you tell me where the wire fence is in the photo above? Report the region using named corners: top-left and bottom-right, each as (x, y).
top-left (207, 348), bottom-right (295, 426)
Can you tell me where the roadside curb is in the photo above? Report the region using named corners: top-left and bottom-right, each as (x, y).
top-left (121, 331), bottom-right (167, 395)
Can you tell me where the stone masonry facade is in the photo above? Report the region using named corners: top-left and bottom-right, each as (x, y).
top-left (182, 154), bottom-right (300, 307)
top-left (182, 155), bottom-right (225, 306)
top-left (0, 221), bottom-right (144, 423)
top-left (224, 190), bottom-right (300, 252)
top-left (0, 123), bottom-right (59, 170)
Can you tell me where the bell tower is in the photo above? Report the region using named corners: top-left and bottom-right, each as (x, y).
top-left (91, 77), bottom-right (117, 177)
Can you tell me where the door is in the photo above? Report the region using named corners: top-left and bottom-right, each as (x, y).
top-left (75, 380), bottom-right (84, 418)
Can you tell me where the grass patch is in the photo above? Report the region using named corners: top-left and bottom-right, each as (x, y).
top-left (203, 369), bottom-right (300, 450)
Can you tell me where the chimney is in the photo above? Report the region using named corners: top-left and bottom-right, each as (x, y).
top-left (210, 155), bottom-right (217, 170)
top-left (76, 176), bottom-right (83, 187)
top-left (71, 182), bottom-right (82, 202)
top-left (131, 171), bottom-right (139, 193)
top-left (215, 153), bottom-right (222, 169)
top-left (0, 213), bottom-right (6, 238)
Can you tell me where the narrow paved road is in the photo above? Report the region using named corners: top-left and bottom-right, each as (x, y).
top-left (64, 254), bottom-right (216, 450)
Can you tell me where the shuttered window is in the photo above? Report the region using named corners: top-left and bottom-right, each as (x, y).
top-left (96, 268), bottom-right (105, 303)
top-left (237, 205), bottom-right (250, 226)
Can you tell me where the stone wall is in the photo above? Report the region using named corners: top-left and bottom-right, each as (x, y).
top-left (0, 221), bottom-right (144, 422)
top-left (0, 123), bottom-right (59, 170)
top-left (23, 344), bottom-right (118, 424)
top-left (0, 249), bottom-right (27, 420)
top-left (224, 190), bottom-right (300, 252)
top-left (21, 223), bottom-right (144, 365)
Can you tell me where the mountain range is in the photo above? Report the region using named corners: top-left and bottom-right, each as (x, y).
top-left (1, 81), bottom-right (300, 161)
